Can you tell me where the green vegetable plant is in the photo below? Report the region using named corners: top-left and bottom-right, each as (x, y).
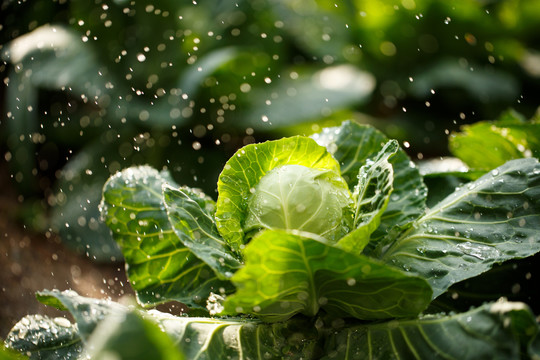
top-left (5, 121), bottom-right (540, 359)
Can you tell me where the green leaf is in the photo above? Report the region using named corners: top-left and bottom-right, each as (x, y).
top-left (5, 314), bottom-right (82, 360)
top-left (449, 112), bottom-right (540, 171)
top-left (36, 290), bottom-right (127, 339)
top-left (379, 158), bottom-right (540, 298)
top-left (215, 136), bottom-right (343, 255)
top-left (84, 311), bottom-right (185, 360)
top-left (337, 140), bottom-right (398, 254)
top-left (153, 313), bottom-right (319, 360)
top-left (100, 166), bottom-right (233, 308)
top-left (35, 290), bottom-right (319, 360)
top-left (163, 185), bottom-right (242, 279)
top-left (324, 299), bottom-right (539, 359)
top-left (0, 342), bottom-right (27, 360)
top-left (312, 121), bottom-right (427, 248)
top-left (224, 230), bottom-right (432, 322)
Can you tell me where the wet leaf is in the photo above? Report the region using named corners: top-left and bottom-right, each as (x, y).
top-left (313, 121), bottom-right (427, 249)
top-left (337, 140), bottom-right (398, 254)
top-left (324, 299), bottom-right (539, 359)
top-left (5, 314), bottom-right (81, 360)
top-left (379, 158), bottom-right (540, 298)
top-left (163, 185), bottom-right (243, 279)
top-left (224, 230), bottom-right (432, 322)
top-left (35, 290), bottom-right (318, 360)
top-left (100, 166), bottom-right (233, 308)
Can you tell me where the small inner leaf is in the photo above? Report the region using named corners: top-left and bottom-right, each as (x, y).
top-left (163, 185), bottom-right (243, 279)
top-left (380, 158), bottom-right (540, 298)
top-left (312, 121), bottom-right (427, 248)
top-left (336, 140), bottom-right (398, 254)
top-left (243, 164), bottom-right (353, 241)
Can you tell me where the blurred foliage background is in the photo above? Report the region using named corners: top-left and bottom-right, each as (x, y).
top-left (1, 0), bottom-right (540, 261)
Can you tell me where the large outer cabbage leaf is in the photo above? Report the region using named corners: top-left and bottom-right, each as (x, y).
top-left (323, 299), bottom-right (539, 359)
top-left (379, 158), bottom-right (540, 298)
top-left (29, 290), bottom-right (319, 360)
top-left (84, 311), bottom-right (185, 360)
top-left (223, 230), bottom-right (432, 322)
top-left (100, 166), bottom-right (233, 308)
top-left (312, 121), bottom-right (427, 248)
top-left (215, 136), bottom-right (343, 255)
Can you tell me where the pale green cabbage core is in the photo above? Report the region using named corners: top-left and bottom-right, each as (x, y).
top-left (243, 164), bottom-right (353, 241)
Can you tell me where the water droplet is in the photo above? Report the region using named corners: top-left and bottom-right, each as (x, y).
top-left (456, 242), bottom-right (500, 260)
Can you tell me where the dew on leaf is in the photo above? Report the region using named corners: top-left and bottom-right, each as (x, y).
top-left (456, 242), bottom-right (500, 260)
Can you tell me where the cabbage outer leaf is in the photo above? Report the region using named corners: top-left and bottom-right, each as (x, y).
top-left (323, 299), bottom-right (539, 359)
top-left (34, 290), bottom-right (318, 360)
top-left (100, 166), bottom-right (233, 308)
top-left (379, 158), bottom-right (540, 298)
top-left (224, 229), bottom-right (432, 322)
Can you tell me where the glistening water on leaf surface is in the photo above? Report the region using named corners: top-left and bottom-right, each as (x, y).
top-left (6, 121), bottom-right (540, 359)
top-left (379, 157), bottom-right (540, 298)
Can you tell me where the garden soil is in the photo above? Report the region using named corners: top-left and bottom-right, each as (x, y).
top-left (0, 160), bottom-right (133, 338)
